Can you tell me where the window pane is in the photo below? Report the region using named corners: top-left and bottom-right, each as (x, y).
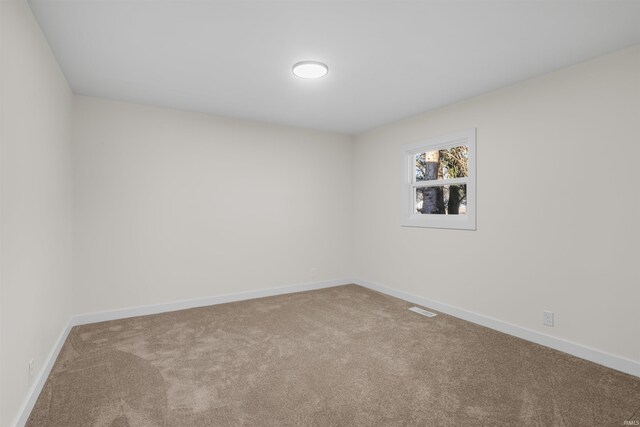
top-left (415, 146), bottom-right (468, 181)
top-left (415, 185), bottom-right (467, 215)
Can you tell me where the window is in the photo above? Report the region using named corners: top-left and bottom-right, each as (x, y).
top-left (401, 129), bottom-right (476, 230)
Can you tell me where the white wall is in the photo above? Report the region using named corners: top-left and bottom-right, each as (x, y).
top-left (72, 96), bottom-right (353, 315)
top-left (353, 46), bottom-right (640, 363)
top-left (1, 6), bottom-right (638, 422)
top-left (0, 1), bottom-right (73, 425)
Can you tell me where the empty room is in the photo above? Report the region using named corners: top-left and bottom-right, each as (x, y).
top-left (1, 0), bottom-right (640, 426)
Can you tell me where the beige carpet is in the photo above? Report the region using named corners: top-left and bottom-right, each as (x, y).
top-left (27, 285), bottom-right (640, 426)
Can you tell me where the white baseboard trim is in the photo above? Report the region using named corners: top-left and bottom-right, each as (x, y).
top-left (355, 278), bottom-right (640, 378)
top-left (12, 319), bottom-right (73, 427)
top-left (71, 278), bottom-right (352, 326)
top-left (13, 276), bottom-right (638, 427)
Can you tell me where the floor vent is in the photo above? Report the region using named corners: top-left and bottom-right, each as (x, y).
top-left (409, 306), bottom-right (438, 318)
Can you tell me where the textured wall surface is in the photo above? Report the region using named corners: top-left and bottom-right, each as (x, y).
top-left (354, 46), bottom-right (640, 363)
top-left (72, 96), bottom-right (353, 315)
top-left (0, 1), bottom-right (73, 425)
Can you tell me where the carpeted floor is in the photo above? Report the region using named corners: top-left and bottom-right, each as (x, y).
top-left (27, 285), bottom-right (640, 426)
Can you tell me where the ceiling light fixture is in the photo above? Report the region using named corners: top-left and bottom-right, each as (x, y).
top-left (292, 61), bottom-right (328, 79)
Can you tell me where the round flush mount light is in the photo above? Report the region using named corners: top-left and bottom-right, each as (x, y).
top-left (292, 61), bottom-right (328, 79)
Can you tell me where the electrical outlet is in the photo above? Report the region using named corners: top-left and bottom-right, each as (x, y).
top-left (28, 358), bottom-right (35, 385)
top-left (543, 310), bottom-right (554, 327)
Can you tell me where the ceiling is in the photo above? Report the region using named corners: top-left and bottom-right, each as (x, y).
top-left (28, 1), bottom-right (640, 134)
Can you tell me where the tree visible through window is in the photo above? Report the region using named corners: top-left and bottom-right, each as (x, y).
top-left (401, 129), bottom-right (476, 230)
top-left (415, 146), bottom-right (468, 215)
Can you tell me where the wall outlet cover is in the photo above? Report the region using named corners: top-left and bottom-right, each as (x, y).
top-left (543, 310), bottom-right (554, 327)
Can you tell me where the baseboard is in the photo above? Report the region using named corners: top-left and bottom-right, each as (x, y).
top-left (355, 278), bottom-right (640, 378)
top-left (71, 278), bottom-right (351, 326)
top-left (13, 276), bottom-right (638, 427)
top-left (12, 319), bottom-right (73, 427)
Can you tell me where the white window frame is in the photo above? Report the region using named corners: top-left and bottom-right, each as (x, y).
top-left (401, 128), bottom-right (476, 230)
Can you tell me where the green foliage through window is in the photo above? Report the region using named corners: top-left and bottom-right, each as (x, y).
top-left (415, 146), bottom-right (468, 215)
